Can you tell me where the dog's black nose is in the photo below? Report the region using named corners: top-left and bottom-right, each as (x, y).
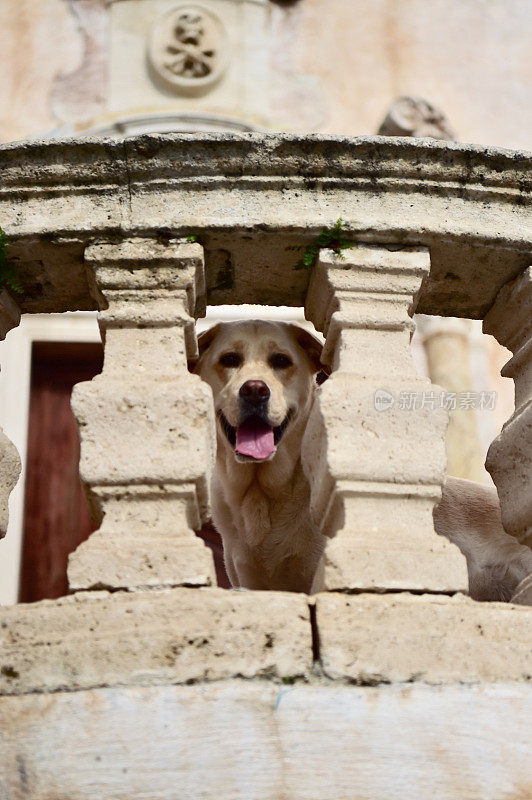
top-left (239, 380), bottom-right (270, 405)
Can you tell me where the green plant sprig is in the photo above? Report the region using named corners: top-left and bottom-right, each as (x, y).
top-left (0, 228), bottom-right (22, 294)
top-left (290, 218), bottom-right (353, 271)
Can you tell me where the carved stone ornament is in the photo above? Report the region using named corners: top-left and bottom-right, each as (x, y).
top-left (378, 96), bottom-right (455, 140)
top-left (148, 4), bottom-right (229, 94)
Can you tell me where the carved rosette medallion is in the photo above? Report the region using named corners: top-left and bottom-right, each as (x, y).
top-left (148, 4), bottom-right (229, 94)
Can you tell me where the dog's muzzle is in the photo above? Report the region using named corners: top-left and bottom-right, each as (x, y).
top-left (217, 408), bottom-right (293, 462)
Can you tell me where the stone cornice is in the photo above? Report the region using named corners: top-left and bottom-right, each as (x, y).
top-left (0, 134), bottom-right (530, 317)
top-left (1, 134), bottom-right (530, 199)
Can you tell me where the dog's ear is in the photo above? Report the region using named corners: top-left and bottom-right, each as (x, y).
top-left (189, 323), bottom-right (221, 372)
top-left (288, 324), bottom-right (330, 381)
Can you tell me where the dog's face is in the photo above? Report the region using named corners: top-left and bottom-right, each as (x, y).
top-left (194, 321), bottom-right (324, 463)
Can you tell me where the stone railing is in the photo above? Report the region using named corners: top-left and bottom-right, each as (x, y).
top-left (0, 134), bottom-right (531, 798)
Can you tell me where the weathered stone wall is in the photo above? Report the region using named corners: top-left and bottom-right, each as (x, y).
top-left (1, 0), bottom-right (531, 147)
top-left (295, 0), bottom-right (532, 151)
top-left (0, 0), bottom-right (82, 141)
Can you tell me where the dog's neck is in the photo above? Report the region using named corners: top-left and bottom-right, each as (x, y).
top-left (215, 409), bottom-right (312, 550)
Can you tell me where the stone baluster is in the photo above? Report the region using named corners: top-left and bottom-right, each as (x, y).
top-left (484, 266), bottom-right (532, 550)
top-left (0, 289), bottom-right (21, 538)
top-left (68, 238), bottom-right (216, 591)
top-left (303, 245), bottom-right (468, 593)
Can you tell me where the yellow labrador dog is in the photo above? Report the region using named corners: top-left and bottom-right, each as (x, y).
top-left (195, 320), bottom-right (532, 600)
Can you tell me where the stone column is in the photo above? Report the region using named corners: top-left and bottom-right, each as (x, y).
top-left (303, 246), bottom-right (468, 593)
top-left (0, 290), bottom-right (21, 538)
top-left (68, 238), bottom-right (216, 591)
top-left (415, 315), bottom-right (486, 482)
top-left (484, 266), bottom-right (532, 549)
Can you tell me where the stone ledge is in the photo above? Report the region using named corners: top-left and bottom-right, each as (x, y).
top-left (0, 680), bottom-right (530, 799)
top-left (315, 592), bottom-right (532, 684)
top-left (2, 589), bottom-right (532, 697)
top-left (0, 588), bottom-right (312, 696)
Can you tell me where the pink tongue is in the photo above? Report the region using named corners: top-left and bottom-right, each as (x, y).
top-left (236, 418), bottom-right (275, 460)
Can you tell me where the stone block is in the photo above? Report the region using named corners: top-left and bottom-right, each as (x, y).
top-left (315, 592), bottom-right (532, 683)
top-left (0, 588), bottom-right (312, 696)
top-left (0, 681), bottom-right (531, 799)
top-left (67, 532), bottom-right (215, 592)
top-left (73, 378), bottom-right (214, 488)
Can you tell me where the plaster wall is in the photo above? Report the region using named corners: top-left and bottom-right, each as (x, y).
top-left (0, 0), bottom-right (530, 148)
top-left (295, 0), bottom-right (532, 151)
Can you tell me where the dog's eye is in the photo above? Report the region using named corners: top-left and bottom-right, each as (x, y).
top-left (219, 352), bottom-right (242, 368)
top-left (269, 353), bottom-right (293, 369)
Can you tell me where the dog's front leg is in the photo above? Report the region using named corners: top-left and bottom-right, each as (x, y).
top-left (224, 542), bottom-right (271, 590)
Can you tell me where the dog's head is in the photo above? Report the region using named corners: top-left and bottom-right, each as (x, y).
top-left (193, 320), bottom-right (325, 463)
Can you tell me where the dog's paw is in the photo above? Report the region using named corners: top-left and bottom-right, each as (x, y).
top-left (511, 573), bottom-right (532, 605)
top-left (470, 549), bottom-right (532, 602)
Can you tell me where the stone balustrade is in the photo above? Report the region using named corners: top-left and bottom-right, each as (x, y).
top-left (0, 133), bottom-right (530, 594)
top-left (0, 134), bottom-right (531, 798)
top-left (0, 133), bottom-right (530, 591)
